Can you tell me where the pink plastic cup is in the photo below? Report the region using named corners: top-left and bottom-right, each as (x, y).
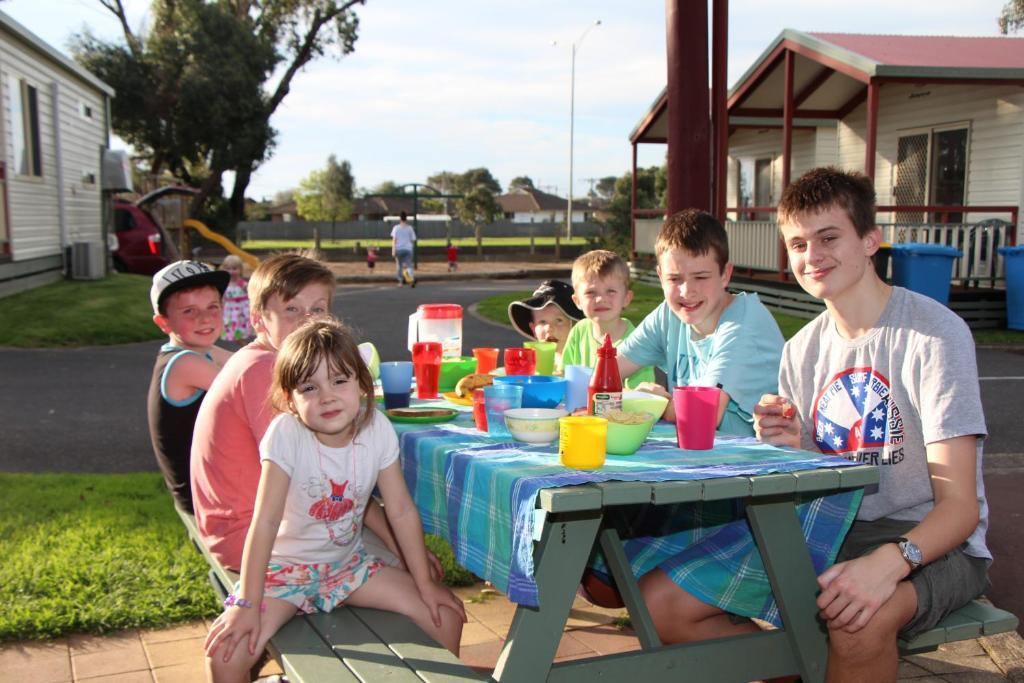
top-left (673, 386), bottom-right (721, 450)
top-left (412, 341), bottom-right (443, 399)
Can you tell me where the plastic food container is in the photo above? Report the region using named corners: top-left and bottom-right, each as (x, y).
top-left (408, 304), bottom-right (463, 359)
top-left (605, 413), bottom-right (657, 455)
top-left (504, 408), bottom-right (568, 444)
top-left (494, 375), bottom-right (567, 409)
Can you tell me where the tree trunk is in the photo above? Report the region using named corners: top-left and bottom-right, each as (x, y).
top-left (229, 163), bottom-right (253, 226)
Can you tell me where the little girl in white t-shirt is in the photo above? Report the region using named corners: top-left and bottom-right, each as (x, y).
top-left (204, 319), bottom-right (465, 680)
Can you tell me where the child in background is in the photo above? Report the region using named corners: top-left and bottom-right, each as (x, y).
top-left (204, 320), bottom-right (466, 680)
top-left (508, 279), bottom-right (584, 374)
top-left (561, 250), bottom-right (654, 390)
top-left (446, 240), bottom-right (458, 272)
top-left (219, 255), bottom-right (254, 342)
top-left (367, 245), bottom-right (378, 270)
top-left (147, 260), bottom-right (232, 512)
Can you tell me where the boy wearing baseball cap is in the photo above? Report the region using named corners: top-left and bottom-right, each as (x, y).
top-left (147, 260), bottom-right (232, 512)
top-left (508, 279), bottom-right (584, 373)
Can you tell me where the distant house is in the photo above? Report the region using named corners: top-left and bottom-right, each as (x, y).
top-left (267, 201), bottom-right (297, 222)
top-left (497, 187), bottom-right (591, 223)
top-left (630, 29), bottom-right (1024, 271)
top-left (0, 10), bottom-right (114, 296)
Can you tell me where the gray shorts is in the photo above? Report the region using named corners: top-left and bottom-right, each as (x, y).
top-left (836, 518), bottom-right (990, 638)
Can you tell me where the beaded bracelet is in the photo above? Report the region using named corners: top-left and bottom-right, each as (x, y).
top-left (223, 594), bottom-right (267, 612)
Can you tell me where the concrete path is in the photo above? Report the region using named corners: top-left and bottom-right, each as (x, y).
top-left (2, 583), bottom-right (1020, 682)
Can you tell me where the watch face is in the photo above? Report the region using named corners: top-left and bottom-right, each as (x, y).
top-left (902, 541), bottom-right (923, 565)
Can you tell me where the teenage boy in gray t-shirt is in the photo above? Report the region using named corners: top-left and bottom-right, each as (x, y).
top-left (754, 167), bottom-right (989, 681)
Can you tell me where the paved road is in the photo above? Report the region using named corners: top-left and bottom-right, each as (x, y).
top-left (1, 279), bottom-right (1021, 629)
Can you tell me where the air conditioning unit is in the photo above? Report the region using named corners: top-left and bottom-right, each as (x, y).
top-left (71, 241), bottom-right (104, 280)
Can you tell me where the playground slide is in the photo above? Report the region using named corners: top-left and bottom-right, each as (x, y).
top-left (183, 219), bottom-right (261, 271)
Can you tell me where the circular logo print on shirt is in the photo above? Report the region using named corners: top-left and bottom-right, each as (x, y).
top-left (813, 367), bottom-right (902, 454)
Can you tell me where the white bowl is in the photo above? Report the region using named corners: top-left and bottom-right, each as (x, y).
top-left (504, 407), bottom-right (567, 444)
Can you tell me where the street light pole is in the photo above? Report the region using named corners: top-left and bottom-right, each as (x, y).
top-left (564, 19), bottom-right (600, 242)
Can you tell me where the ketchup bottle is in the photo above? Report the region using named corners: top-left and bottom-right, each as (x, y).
top-left (588, 334), bottom-right (623, 416)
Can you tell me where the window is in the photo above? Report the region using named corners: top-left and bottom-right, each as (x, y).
top-left (79, 102), bottom-right (93, 119)
top-left (11, 80), bottom-right (42, 177)
top-left (894, 125), bottom-right (969, 224)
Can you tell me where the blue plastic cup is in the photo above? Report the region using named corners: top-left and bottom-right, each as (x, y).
top-left (483, 383), bottom-right (524, 438)
top-left (380, 361), bottom-right (413, 409)
top-left (564, 364), bottom-right (594, 414)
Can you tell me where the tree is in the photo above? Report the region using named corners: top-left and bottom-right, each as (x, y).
top-left (76, 0), bottom-right (364, 226)
top-left (999, 0), bottom-right (1024, 33)
top-left (594, 176), bottom-right (617, 200)
top-left (273, 188), bottom-right (297, 206)
top-left (427, 168), bottom-right (502, 249)
top-left (509, 176), bottom-right (534, 191)
top-left (296, 155), bottom-right (355, 247)
top-left (596, 165), bottom-right (666, 257)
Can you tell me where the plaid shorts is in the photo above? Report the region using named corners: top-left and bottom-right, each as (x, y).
top-left (262, 548), bottom-right (384, 614)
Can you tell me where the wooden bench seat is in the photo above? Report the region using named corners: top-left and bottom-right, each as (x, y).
top-left (899, 598), bottom-right (1019, 655)
top-left (175, 505), bottom-right (483, 682)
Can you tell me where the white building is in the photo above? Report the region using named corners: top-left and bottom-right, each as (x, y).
top-left (0, 10), bottom-right (114, 297)
top-left (630, 30), bottom-right (1024, 275)
top-left (497, 187), bottom-right (590, 224)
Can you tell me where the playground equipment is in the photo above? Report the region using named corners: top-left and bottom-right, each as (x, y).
top-left (183, 218), bottom-right (261, 271)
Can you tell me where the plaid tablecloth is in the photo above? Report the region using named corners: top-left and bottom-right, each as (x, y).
top-left (396, 411), bottom-right (862, 627)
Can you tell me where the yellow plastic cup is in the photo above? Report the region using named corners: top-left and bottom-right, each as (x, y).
top-left (558, 416), bottom-right (608, 469)
top-left (524, 340), bottom-right (557, 376)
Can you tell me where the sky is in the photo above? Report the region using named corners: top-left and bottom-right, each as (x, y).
top-left (1, 0), bottom-right (1013, 201)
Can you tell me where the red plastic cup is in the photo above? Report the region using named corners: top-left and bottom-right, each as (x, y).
top-left (412, 341), bottom-right (443, 399)
top-left (473, 347), bottom-right (500, 375)
top-left (504, 347), bottom-right (536, 376)
top-left (472, 388), bottom-right (489, 432)
top-left (673, 386), bottom-right (721, 450)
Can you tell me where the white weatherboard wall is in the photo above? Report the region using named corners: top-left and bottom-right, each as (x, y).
top-left (0, 26), bottom-right (108, 262)
top-left (725, 126), bottom-right (835, 215)
top-left (839, 82), bottom-right (1024, 226)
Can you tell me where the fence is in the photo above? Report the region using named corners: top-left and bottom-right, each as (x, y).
top-left (721, 219), bottom-right (1015, 287)
top-left (237, 219), bottom-right (604, 242)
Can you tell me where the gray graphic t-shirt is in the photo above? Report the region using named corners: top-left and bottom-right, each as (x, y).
top-left (780, 287), bottom-right (990, 560)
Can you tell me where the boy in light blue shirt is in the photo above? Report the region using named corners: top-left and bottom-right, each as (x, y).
top-left (618, 209), bottom-right (783, 435)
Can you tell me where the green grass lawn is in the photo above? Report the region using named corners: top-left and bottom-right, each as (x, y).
top-left (477, 283), bottom-right (811, 340)
top-left (478, 282), bottom-right (1024, 344)
top-left (242, 236), bottom-right (590, 250)
top-left (0, 472), bottom-right (473, 642)
top-left (0, 274), bottom-right (162, 348)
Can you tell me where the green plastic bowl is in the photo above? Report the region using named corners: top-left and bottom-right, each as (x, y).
top-left (622, 391), bottom-right (669, 421)
top-left (605, 413), bottom-right (657, 455)
top-left (438, 356), bottom-right (478, 393)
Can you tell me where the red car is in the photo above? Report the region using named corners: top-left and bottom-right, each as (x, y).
top-left (111, 187), bottom-right (195, 275)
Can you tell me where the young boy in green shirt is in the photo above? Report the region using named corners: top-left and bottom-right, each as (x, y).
top-left (561, 249), bottom-right (654, 389)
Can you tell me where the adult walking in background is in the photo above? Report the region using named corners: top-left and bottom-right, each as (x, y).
top-left (391, 211), bottom-right (417, 288)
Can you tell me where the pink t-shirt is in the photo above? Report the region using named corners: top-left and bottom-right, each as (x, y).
top-left (190, 340), bottom-right (277, 570)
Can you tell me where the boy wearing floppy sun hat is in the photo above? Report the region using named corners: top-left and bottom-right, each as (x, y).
top-left (507, 279), bottom-right (584, 374)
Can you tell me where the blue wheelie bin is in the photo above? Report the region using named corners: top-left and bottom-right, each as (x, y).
top-left (890, 243), bottom-right (961, 305)
top-left (997, 246), bottom-right (1024, 330)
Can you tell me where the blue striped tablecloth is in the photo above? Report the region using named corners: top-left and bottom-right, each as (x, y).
top-left (395, 410), bottom-right (862, 627)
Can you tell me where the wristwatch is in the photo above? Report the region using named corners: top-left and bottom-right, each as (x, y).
top-left (895, 537), bottom-right (923, 571)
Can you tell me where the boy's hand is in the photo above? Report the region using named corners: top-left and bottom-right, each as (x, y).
top-left (816, 543), bottom-right (907, 633)
top-left (753, 394), bottom-right (801, 448)
top-left (633, 382), bottom-right (672, 420)
top-left (417, 581), bottom-right (468, 627)
top-left (205, 606), bottom-right (261, 662)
